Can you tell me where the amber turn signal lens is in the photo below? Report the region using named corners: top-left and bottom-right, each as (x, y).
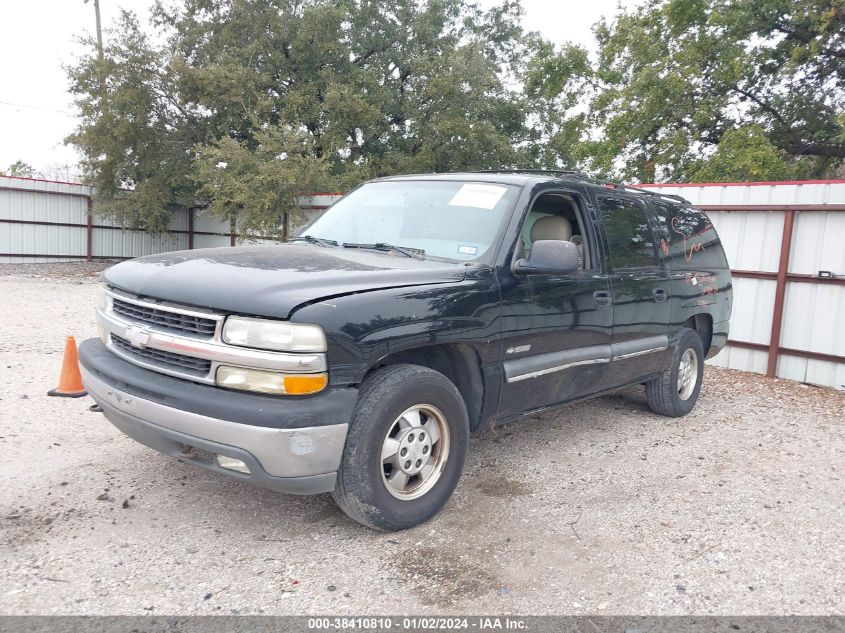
top-left (216, 366), bottom-right (328, 395)
top-left (283, 373), bottom-right (328, 395)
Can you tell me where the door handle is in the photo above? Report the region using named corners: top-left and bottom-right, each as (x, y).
top-left (593, 290), bottom-right (612, 308)
top-left (653, 288), bottom-right (668, 303)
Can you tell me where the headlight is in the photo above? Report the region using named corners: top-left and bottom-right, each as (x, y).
top-left (216, 366), bottom-right (328, 395)
top-left (222, 316), bottom-right (326, 353)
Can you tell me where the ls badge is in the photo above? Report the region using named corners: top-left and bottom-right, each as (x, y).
top-left (506, 344), bottom-right (531, 355)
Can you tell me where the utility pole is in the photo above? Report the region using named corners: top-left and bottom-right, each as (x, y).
top-left (94, 0), bottom-right (104, 60)
top-left (84, 0), bottom-right (104, 60)
top-left (84, 0), bottom-right (105, 244)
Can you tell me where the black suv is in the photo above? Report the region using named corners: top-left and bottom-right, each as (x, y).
top-left (79, 171), bottom-right (732, 530)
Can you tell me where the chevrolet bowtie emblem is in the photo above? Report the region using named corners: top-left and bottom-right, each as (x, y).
top-left (125, 326), bottom-right (150, 349)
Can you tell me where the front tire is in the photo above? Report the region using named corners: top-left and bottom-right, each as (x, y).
top-left (332, 364), bottom-right (469, 531)
top-left (645, 328), bottom-right (704, 417)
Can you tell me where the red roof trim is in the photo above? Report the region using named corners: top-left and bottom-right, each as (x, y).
top-left (0, 173), bottom-right (90, 188)
top-left (635, 179), bottom-right (845, 188)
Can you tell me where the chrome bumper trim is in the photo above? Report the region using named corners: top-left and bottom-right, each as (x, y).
top-left (81, 365), bottom-right (347, 478)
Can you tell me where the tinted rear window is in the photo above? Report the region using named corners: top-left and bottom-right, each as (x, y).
top-left (597, 195), bottom-right (658, 269)
top-left (652, 203), bottom-right (729, 269)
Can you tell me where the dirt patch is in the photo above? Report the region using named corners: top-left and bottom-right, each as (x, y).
top-left (0, 504), bottom-right (84, 552)
top-left (302, 501), bottom-right (347, 525)
top-left (392, 546), bottom-right (501, 607)
top-left (475, 477), bottom-right (532, 498)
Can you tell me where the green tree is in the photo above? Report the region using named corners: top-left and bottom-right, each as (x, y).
top-left (67, 11), bottom-right (207, 231)
top-left (522, 36), bottom-right (592, 169)
top-left (193, 125), bottom-right (330, 236)
top-left (67, 0), bottom-right (540, 234)
top-left (558, 0), bottom-right (845, 182)
top-left (688, 125), bottom-right (796, 182)
top-left (1, 160), bottom-right (39, 178)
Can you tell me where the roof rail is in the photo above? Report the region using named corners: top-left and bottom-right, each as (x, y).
top-left (469, 170), bottom-right (691, 205)
top-left (610, 183), bottom-right (691, 205)
top-left (470, 169), bottom-right (588, 178)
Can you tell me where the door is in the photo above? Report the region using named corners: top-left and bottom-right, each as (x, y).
top-left (496, 187), bottom-right (613, 417)
top-left (593, 193), bottom-right (672, 386)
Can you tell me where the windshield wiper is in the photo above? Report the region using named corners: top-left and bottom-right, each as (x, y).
top-left (342, 242), bottom-right (424, 259)
top-left (290, 235), bottom-right (338, 247)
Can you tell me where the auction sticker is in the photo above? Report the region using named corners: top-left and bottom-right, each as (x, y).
top-left (449, 183), bottom-right (507, 209)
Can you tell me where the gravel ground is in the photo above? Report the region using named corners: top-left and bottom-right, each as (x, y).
top-left (0, 261), bottom-right (117, 281)
top-left (1, 265), bottom-right (843, 615)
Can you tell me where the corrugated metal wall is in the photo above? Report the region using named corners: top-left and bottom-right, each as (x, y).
top-left (780, 208), bottom-right (845, 388)
top-left (92, 209), bottom-right (190, 258)
top-left (699, 209), bottom-right (782, 376)
top-left (0, 176), bottom-right (91, 263)
top-left (642, 181), bottom-right (845, 389)
top-left (0, 176), bottom-right (339, 262)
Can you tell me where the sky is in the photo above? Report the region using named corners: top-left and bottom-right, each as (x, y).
top-left (0, 0), bottom-right (621, 181)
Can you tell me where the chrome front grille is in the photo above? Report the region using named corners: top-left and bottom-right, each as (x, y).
top-left (112, 297), bottom-right (217, 337)
top-left (97, 288), bottom-right (328, 385)
top-left (110, 334), bottom-right (212, 376)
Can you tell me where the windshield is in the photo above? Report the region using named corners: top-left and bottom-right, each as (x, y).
top-left (300, 180), bottom-right (519, 262)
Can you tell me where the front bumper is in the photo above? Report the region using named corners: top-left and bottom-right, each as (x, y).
top-left (79, 339), bottom-right (354, 495)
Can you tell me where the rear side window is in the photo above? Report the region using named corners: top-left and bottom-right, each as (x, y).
top-left (652, 203), bottom-right (729, 269)
top-left (597, 195), bottom-right (658, 269)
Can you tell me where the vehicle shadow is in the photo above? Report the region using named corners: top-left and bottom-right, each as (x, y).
top-left (106, 384), bottom-right (655, 538)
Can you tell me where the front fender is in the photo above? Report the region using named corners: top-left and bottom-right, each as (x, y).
top-left (290, 269), bottom-right (502, 386)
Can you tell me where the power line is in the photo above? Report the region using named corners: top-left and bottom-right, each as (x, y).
top-left (0, 101), bottom-right (76, 117)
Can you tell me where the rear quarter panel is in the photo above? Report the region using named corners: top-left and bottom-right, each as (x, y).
top-left (650, 202), bottom-right (733, 356)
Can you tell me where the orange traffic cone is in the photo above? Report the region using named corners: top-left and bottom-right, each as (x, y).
top-left (47, 336), bottom-right (87, 398)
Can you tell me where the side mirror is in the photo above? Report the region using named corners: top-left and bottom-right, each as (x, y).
top-left (513, 240), bottom-right (580, 275)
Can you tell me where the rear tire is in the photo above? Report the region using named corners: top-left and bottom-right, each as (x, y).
top-left (333, 364), bottom-right (469, 531)
top-left (645, 328), bottom-right (704, 417)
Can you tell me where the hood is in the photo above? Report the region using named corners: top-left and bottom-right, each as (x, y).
top-left (102, 244), bottom-right (467, 319)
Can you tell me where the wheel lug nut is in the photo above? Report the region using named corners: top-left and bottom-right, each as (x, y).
top-left (404, 460), bottom-right (411, 470)
top-left (415, 459), bottom-right (422, 467)
top-left (407, 433), bottom-right (414, 443)
top-left (422, 446), bottom-right (429, 454)
top-left (400, 448), bottom-right (407, 457)
top-left (419, 432), bottom-right (425, 440)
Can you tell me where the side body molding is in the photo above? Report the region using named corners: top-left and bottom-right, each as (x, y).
top-left (504, 335), bottom-right (669, 384)
top-left (609, 335), bottom-right (669, 360)
top-left (504, 344), bottom-right (611, 383)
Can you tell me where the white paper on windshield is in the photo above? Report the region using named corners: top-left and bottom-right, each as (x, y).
top-left (448, 184), bottom-right (507, 210)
